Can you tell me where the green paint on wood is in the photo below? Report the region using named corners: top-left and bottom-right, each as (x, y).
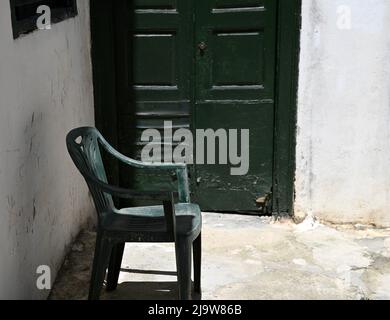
top-left (194, 0), bottom-right (277, 211)
top-left (91, 0), bottom-right (301, 215)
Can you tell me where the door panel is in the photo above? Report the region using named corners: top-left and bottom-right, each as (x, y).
top-left (116, 0), bottom-right (194, 198)
top-left (194, 102), bottom-right (275, 211)
top-left (194, 0), bottom-right (277, 211)
top-left (196, 0), bottom-right (276, 100)
top-left (133, 34), bottom-right (177, 86)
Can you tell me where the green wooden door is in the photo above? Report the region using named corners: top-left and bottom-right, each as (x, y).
top-left (115, 0), bottom-right (278, 212)
top-left (194, 0), bottom-right (277, 211)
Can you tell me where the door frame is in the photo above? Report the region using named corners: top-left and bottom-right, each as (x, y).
top-left (272, 0), bottom-right (301, 215)
top-left (90, 0), bottom-right (302, 216)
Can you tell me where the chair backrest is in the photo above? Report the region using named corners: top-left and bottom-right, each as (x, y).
top-left (66, 127), bottom-right (114, 220)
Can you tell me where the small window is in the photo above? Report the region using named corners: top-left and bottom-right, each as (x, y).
top-left (10, 0), bottom-right (78, 39)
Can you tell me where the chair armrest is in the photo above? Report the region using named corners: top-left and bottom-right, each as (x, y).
top-left (77, 161), bottom-right (174, 201)
top-left (97, 174), bottom-right (178, 236)
top-left (97, 133), bottom-right (191, 203)
top-left (98, 134), bottom-right (186, 170)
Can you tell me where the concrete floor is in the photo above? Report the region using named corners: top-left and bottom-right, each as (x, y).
top-left (50, 213), bottom-right (390, 300)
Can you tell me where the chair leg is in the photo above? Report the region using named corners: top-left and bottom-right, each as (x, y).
top-left (89, 232), bottom-right (112, 300)
top-left (106, 243), bottom-right (125, 292)
top-left (193, 233), bottom-right (202, 296)
top-left (175, 236), bottom-right (192, 300)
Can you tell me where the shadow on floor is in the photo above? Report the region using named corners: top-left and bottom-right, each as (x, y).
top-left (104, 269), bottom-right (201, 300)
top-left (103, 268), bottom-right (178, 300)
top-left (104, 281), bottom-right (178, 300)
top-left (120, 268), bottom-right (177, 277)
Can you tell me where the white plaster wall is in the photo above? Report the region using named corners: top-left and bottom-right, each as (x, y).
top-left (296, 0), bottom-right (390, 226)
top-left (0, 1), bottom-right (94, 299)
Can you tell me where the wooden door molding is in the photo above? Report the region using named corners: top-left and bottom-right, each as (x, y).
top-left (272, 0), bottom-right (301, 216)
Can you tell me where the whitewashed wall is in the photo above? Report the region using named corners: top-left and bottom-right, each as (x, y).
top-left (0, 1), bottom-right (94, 299)
top-left (295, 0), bottom-right (390, 226)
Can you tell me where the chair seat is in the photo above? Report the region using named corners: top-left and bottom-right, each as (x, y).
top-left (102, 203), bottom-right (202, 237)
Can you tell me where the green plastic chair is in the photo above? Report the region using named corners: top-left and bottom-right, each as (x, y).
top-left (66, 127), bottom-right (202, 300)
